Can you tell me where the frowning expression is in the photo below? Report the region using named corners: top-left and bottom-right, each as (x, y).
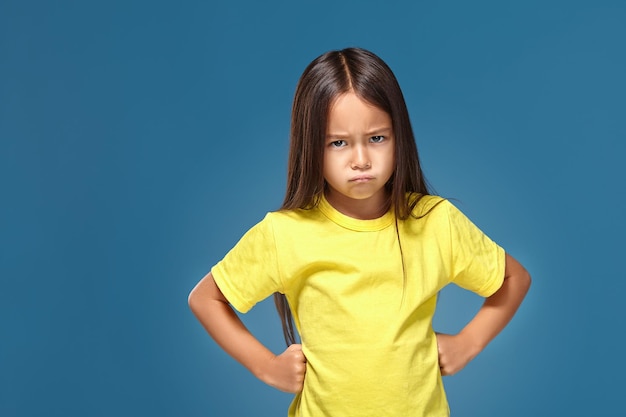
top-left (323, 92), bottom-right (395, 217)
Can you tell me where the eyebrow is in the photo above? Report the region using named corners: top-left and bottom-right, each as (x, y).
top-left (326, 127), bottom-right (393, 138)
top-left (366, 127), bottom-right (392, 136)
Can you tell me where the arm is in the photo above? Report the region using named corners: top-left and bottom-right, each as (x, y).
top-left (188, 272), bottom-right (306, 392)
top-left (437, 253), bottom-right (531, 376)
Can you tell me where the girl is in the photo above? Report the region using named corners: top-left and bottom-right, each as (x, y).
top-left (189, 47), bottom-right (531, 417)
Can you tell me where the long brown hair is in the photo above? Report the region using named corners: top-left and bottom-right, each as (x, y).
top-left (275, 47), bottom-right (433, 346)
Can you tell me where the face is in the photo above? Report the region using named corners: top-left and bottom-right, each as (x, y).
top-left (323, 91), bottom-right (395, 219)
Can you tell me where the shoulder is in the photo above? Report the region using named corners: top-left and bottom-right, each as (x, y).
top-left (400, 194), bottom-right (469, 235)
top-left (407, 193), bottom-right (450, 218)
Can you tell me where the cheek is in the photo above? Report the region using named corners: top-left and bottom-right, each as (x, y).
top-left (323, 152), bottom-right (341, 171)
top-left (384, 152), bottom-right (396, 181)
top-left (322, 156), bottom-right (336, 183)
top-left (386, 149), bottom-right (396, 171)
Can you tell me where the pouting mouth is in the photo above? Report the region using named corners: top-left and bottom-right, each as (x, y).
top-left (349, 176), bottom-right (375, 182)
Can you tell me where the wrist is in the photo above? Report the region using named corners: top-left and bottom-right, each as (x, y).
top-left (252, 350), bottom-right (277, 384)
top-left (458, 329), bottom-right (485, 359)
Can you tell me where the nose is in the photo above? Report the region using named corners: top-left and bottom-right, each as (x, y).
top-left (351, 145), bottom-right (371, 169)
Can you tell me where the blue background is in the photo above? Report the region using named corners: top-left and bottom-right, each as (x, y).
top-left (2, 1), bottom-right (625, 416)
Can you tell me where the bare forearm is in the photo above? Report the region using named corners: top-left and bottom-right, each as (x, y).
top-left (459, 253), bottom-right (531, 354)
top-left (188, 273), bottom-right (307, 393)
top-left (188, 274), bottom-right (274, 379)
top-left (193, 301), bottom-right (275, 378)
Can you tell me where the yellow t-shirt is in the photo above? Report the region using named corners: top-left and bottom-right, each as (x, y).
top-left (212, 195), bottom-right (505, 417)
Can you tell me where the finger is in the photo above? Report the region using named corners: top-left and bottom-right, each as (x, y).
top-left (439, 363), bottom-right (448, 376)
top-left (294, 351), bottom-right (307, 363)
top-left (435, 334), bottom-right (442, 353)
top-left (288, 344), bottom-right (307, 363)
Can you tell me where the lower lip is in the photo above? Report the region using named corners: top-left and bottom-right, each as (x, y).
top-left (351, 178), bottom-right (373, 183)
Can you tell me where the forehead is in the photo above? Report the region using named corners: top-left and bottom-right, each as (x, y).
top-left (327, 92), bottom-right (391, 132)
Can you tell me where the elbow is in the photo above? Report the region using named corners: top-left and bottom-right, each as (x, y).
top-left (188, 272), bottom-right (229, 317)
top-left (187, 283), bottom-right (202, 314)
top-left (505, 253), bottom-right (532, 296)
top-left (521, 259), bottom-right (532, 287)
top-left (188, 272), bottom-right (224, 314)
top-left (519, 266), bottom-right (532, 296)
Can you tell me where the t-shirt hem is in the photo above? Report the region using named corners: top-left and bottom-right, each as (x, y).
top-left (476, 246), bottom-right (506, 297)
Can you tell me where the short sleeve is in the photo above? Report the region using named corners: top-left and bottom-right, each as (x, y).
top-left (445, 202), bottom-right (506, 297)
top-left (211, 214), bottom-right (282, 313)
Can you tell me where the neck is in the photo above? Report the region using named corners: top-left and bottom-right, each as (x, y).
top-left (324, 190), bottom-right (391, 220)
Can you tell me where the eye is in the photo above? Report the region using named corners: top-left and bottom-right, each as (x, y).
top-left (330, 140), bottom-right (347, 148)
top-left (370, 136), bottom-right (385, 143)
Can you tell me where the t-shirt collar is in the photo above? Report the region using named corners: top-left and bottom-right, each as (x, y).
top-left (318, 194), bottom-right (395, 232)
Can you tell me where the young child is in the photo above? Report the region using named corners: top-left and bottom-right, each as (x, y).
top-left (189, 47), bottom-right (531, 417)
